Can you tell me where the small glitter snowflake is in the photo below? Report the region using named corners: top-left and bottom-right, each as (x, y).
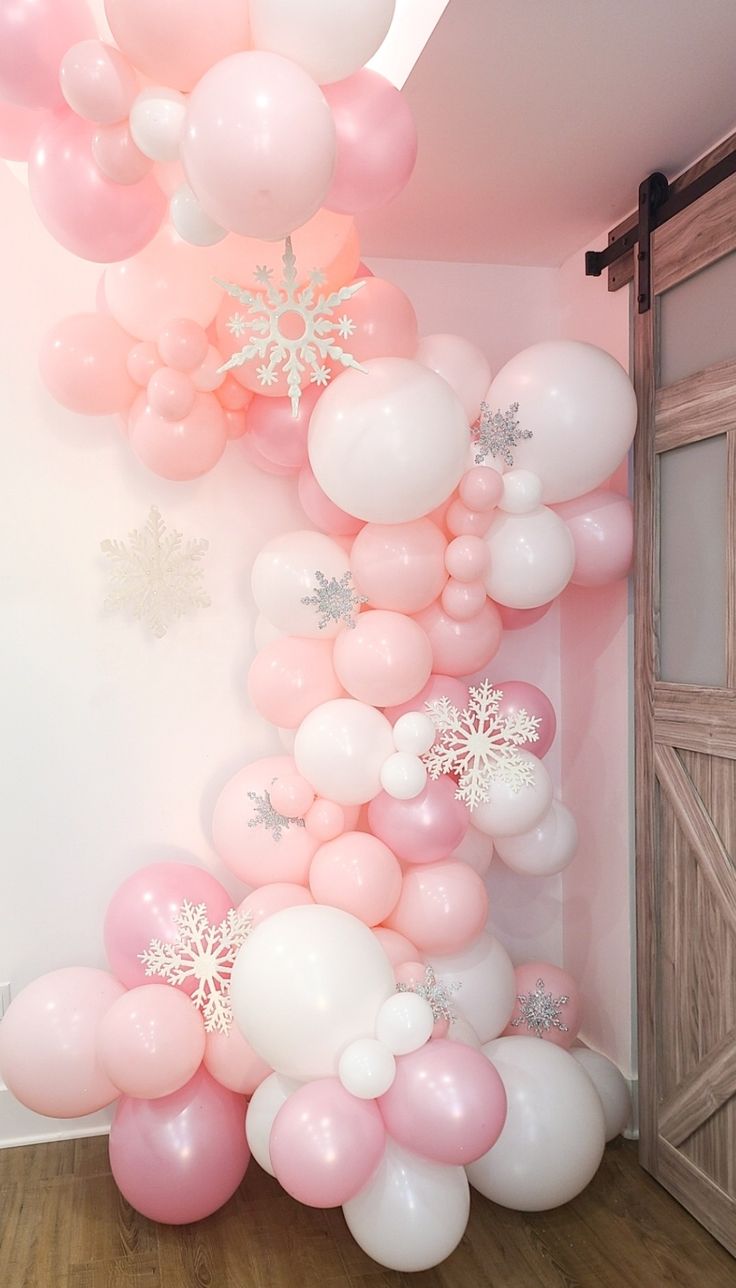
top-left (511, 977), bottom-right (570, 1038)
top-left (396, 965), bottom-right (461, 1024)
top-left (101, 507), bottom-right (210, 639)
top-left (248, 788), bottom-right (306, 843)
top-left (139, 901), bottom-right (251, 1034)
top-left (423, 679), bottom-right (540, 810)
top-left (301, 570), bottom-right (367, 630)
top-left (473, 401), bottom-right (532, 467)
top-left (216, 237), bottom-right (366, 417)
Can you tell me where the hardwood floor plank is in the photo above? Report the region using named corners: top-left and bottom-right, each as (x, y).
top-left (68, 1253), bottom-right (160, 1287)
top-left (68, 1175), bottom-right (158, 1266)
top-left (0, 1139), bottom-right (76, 1186)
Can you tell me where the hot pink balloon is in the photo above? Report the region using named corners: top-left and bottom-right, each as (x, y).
top-left (238, 882), bottom-right (315, 929)
top-left (384, 673), bottom-right (467, 723)
top-left (554, 489), bottom-right (634, 587)
top-left (0, 0), bottom-right (94, 111)
top-left (60, 40), bottom-right (138, 125)
top-left (270, 1078), bottom-right (385, 1208)
top-left (0, 100), bottom-right (48, 161)
top-left (385, 861), bottom-right (488, 955)
top-left (104, 861), bottom-right (234, 990)
top-left (212, 755), bottom-right (319, 887)
top-left (333, 610), bottom-right (433, 708)
top-left (246, 384), bottom-right (322, 470)
top-left (109, 1067), bottom-right (249, 1224)
top-left (309, 832), bottom-right (402, 927)
top-left (368, 776), bottom-right (468, 865)
top-left (494, 599), bottom-right (553, 631)
top-left (378, 1038), bottom-right (506, 1165)
top-left (503, 961), bottom-right (581, 1049)
top-left (414, 599), bottom-right (503, 677)
top-left (96, 984), bottom-right (206, 1100)
top-left (105, 0), bottom-right (251, 93)
top-left (40, 313), bottom-right (137, 415)
top-left (298, 464), bottom-right (365, 536)
top-left (204, 1026), bottom-right (271, 1095)
top-left (493, 680), bottom-right (557, 758)
top-left (323, 70), bottom-right (417, 215)
top-left (342, 277), bottom-right (418, 363)
top-left (372, 927), bottom-right (421, 969)
top-left (29, 111), bottom-right (166, 263)
top-left (128, 390), bottom-right (227, 480)
top-left (351, 519), bottom-right (447, 614)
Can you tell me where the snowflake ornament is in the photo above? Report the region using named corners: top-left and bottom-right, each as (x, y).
top-left (423, 679), bottom-right (541, 810)
top-left (396, 965), bottom-right (461, 1024)
top-left (139, 901), bottom-right (251, 1034)
top-left (301, 570), bottom-right (367, 630)
top-left (248, 788), bottom-right (306, 843)
top-left (511, 977), bottom-right (570, 1038)
top-left (101, 507), bottom-right (210, 639)
top-left (473, 401), bottom-right (532, 467)
top-left (216, 237), bottom-right (366, 417)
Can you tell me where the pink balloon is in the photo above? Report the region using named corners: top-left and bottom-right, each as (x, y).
top-left (219, 373), bottom-right (254, 412)
top-left (29, 111), bottom-right (165, 263)
top-left (503, 961), bottom-right (581, 1048)
top-left (305, 798), bottom-right (347, 842)
top-left (351, 519), bottom-right (447, 613)
top-left (385, 861), bottom-right (488, 955)
top-left (105, 0), bottom-right (251, 93)
top-left (446, 498), bottom-right (495, 537)
top-left (248, 636), bottom-right (345, 730)
top-left (127, 340), bottom-right (159, 387)
top-left (494, 599), bottom-right (553, 631)
top-left (309, 832), bottom-right (402, 927)
top-left (372, 927), bottom-right (421, 969)
top-left (247, 383), bottom-right (322, 471)
top-left (40, 313), bottom-right (136, 415)
top-left (342, 277), bottom-right (418, 363)
top-left (109, 1067), bottom-right (249, 1224)
top-left (60, 40), bottom-right (138, 125)
top-left (92, 119), bottom-right (152, 185)
top-left (368, 776), bottom-right (469, 865)
top-left (97, 984), bottom-right (205, 1100)
top-left (459, 466), bottom-right (504, 512)
top-left (192, 345), bottom-right (226, 394)
top-left (492, 680), bottom-right (557, 758)
top-left (0, 100), bottom-right (48, 162)
top-left (554, 489), bottom-right (633, 588)
top-left (323, 70), bottom-right (417, 215)
top-left (204, 1026), bottom-right (271, 1095)
top-left (384, 673), bottom-right (467, 723)
top-left (445, 536), bottom-right (489, 582)
top-left (157, 318), bottom-right (209, 372)
top-left (129, 390), bottom-right (227, 480)
top-left (104, 861), bottom-right (234, 990)
top-left (270, 1078), bottom-right (385, 1207)
top-left (0, 0), bottom-right (94, 111)
top-left (298, 464), bottom-right (364, 536)
top-left (104, 224), bottom-right (223, 342)
top-left (414, 600), bottom-right (503, 678)
top-left (379, 1038), bottom-right (506, 1164)
top-left (441, 578), bottom-right (488, 622)
top-left (212, 756), bottom-right (319, 887)
top-left (147, 367), bottom-right (195, 421)
top-left (333, 610), bottom-right (433, 708)
top-left (238, 882), bottom-right (315, 929)
top-left (269, 774), bottom-right (315, 819)
top-left (241, 430), bottom-right (297, 476)
top-left (416, 336), bottom-right (491, 425)
top-left (181, 52), bottom-right (336, 240)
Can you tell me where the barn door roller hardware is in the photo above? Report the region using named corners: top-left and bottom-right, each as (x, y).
top-left (586, 149), bottom-right (736, 312)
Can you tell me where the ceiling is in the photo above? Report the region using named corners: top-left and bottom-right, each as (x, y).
top-left (361, 0), bottom-right (736, 266)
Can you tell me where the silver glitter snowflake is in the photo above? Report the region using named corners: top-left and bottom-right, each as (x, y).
top-left (101, 507), bottom-right (209, 639)
top-left (396, 965), bottom-right (460, 1024)
top-left (423, 680), bottom-right (541, 811)
top-left (473, 401), bottom-right (532, 467)
top-left (139, 900), bottom-right (251, 1034)
top-left (216, 237), bottom-right (366, 417)
top-left (247, 788), bottom-right (306, 843)
top-left (511, 977), bottom-right (570, 1038)
top-left (301, 570), bottom-right (367, 630)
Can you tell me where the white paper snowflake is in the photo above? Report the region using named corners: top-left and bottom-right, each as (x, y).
top-left (101, 507), bottom-right (210, 639)
top-left (423, 679), bottom-right (541, 810)
top-left (396, 965), bottom-right (460, 1024)
top-left (474, 401), bottom-right (532, 467)
top-left (511, 977), bottom-right (570, 1038)
top-left (216, 237), bottom-right (366, 417)
top-left (248, 788), bottom-right (306, 843)
top-left (301, 570), bottom-right (367, 630)
top-left (139, 900), bottom-right (251, 1034)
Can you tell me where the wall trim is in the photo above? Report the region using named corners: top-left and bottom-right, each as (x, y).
top-left (0, 1086), bottom-right (112, 1150)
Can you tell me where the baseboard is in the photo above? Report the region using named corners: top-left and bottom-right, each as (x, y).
top-left (0, 1085), bottom-right (112, 1149)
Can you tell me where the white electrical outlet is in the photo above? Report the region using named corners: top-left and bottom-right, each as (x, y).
top-left (0, 983), bottom-right (11, 1018)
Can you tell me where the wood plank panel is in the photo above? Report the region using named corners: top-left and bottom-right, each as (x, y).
top-left (659, 1025), bottom-right (736, 1147)
top-left (654, 684), bottom-right (736, 758)
top-left (657, 1139), bottom-right (736, 1259)
top-left (654, 356), bottom-right (736, 453)
top-left (653, 169), bottom-right (736, 297)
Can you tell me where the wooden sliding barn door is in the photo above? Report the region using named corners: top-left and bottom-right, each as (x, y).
top-left (635, 171), bottom-right (736, 1254)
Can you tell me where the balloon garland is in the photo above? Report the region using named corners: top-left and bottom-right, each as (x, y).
top-left (0, 0), bottom-right (634, 1273)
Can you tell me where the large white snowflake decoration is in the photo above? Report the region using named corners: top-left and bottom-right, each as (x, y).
top-left (301, 570), bottom-right (367, 630)
top-left (511, 977), bottom-right (570, 1038)
top-left (423, 679), bottom-right (541, 810)
top-left (215, 237), bottom-right (366, 417)
top-left (396, 965), bottom-right (461, 1024)
top-left (101, 507), bottom-right (210, 639)
top-left (139, 901), bottom-right (251, 1034)
top-left (473, 400), bottom-right (532, 467)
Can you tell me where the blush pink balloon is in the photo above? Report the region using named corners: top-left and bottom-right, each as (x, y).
top-left (40, 313), bottom-right (136, 415)
top-left (350, 519), bottom-right (447, 613)
top-left (212, 756), bottom-right (319, 887)
top-left (441, 578), bottom-right (488, 622)
top-left (373, 927), bottom-right (421, 969)
top-left (323, 70), bottom-right (417, 214)
top-left (129, 390), bottom-right (227, 480)
top-left (494, 599), bottom-right (553, 631)
top-left (384, 673), bottom-right (467, 723)
top-left (204, 1025), bottom-right (271, 1095)
top-left (446, 498), bottom-right (495, 538)
top-left (105, 0), bottom-right (251, 93)
top-left (0, 0), bottom-right (94, 111)
top-left (298, 464), bottom-right (364, 536)
top-left (238, 882), bottom-right (315, 929)
top-left (109, 1068), bottom-right (249, 1224)
top-left (29, 111), bottom-right (166, 263)
top-left (0, 100), bottom-right (49, 161)
top-left (503, 961), bottom-right (581, 1048)
top-left (343, 278), bottom-right (418, 363)
top-left (445, 536), bottom-right (489, 582)
top-left (305, 798), bottom-right (347, 842)
top-left (554, 489), bottom-right (634, 587)
top-left (270, 1078), bottom-right (385, 1208)
top-left (92, 120), bottom-right (152, 185)
top-left (127, 341), bottom-right (159, 387)
top-left (60, 40), bottom-right (138, 125)
top-left (248, 636), bottom-right (345, 729)
top-left (192, 345), bottom-right (226, 393)
top-left (459, 466), bottom-right (505, 512)
top-left (147, 367), bottom-right (196, 421)
top-left (247, 383), bottom-right (322, 471)
top-left (96, 984), bottom-right (206, 1100)
top-left (333, 610), bottom-right (433, 708)
top-left (416, 336), bottom-right (491, 425)
top-left (157, 318), bottom-right (209, 372)
top-left (309, 832), bottom-right (402, 927)
top-left (219, 373), bottom-right (254, 412)
top-left (270, 774), bottom-right (315, 819)
top-left (378, 1038), bottom-right (506, 1164)
top-left (242, 432), bottom-right (297, 476)
top-left (385, 861), bottom-right (488, 955)
top-left (104, 861), bottom-right (233, 990)
top-left (414, 600), bottom-right (503, 678)
top-left (104, 224), bottom-right (223, 342)
top-left (368, 776), bottom-right (469, 866)
top-left (492, 680), bottom-right (557, 758)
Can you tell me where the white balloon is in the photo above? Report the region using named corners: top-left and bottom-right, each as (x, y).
top-left (467, 1038), bottom-right (605, 1210)
top-left (375, 993), bottom-right (434, 1055)
top-left (430, 932), bottom-right (516, 1043)
top-left (231, 906), bottom-right (395, 1081)
top-left (484, 506), bottom-right (575, 608)
top-left (249, 0), bottom-right (395, 85)
top-left (494, 799), bottom-right (578, 876)
top-left (245, 1073), bottom-right (301, 1175)
top-left (170, 182), bottom-right (226, 246)
top-left (344, 1139), bottom-right (470, 1272)
top-left (309, 358), bottom-right (469, 524)
top-left (450, 823), bottom-right (494, 877)
top-left (251, 530), bottom-right (352, 638)
top-left (472, 752), bottom-right (553, 838)
top-left (572, 1048), bottom-right (631, 1141)
top-left (379, 752), bottom-right (427, 801)
top-left (415, 333), bottom-right (491, 424)
top-left (129, 87), bottom-right (186, 162)
top-left (487, 340), bottom-right (637, 504)
top-left (295, 698), bottom-right (395, 805)
top-left (392, 711), bottom-right (436, 756)
top-left (499, 469), bottom-right (543, 514)
top-left (338, 1037), bottom-right (396, 1099)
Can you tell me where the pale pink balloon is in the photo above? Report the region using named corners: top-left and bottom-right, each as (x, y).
top-left (127, 341), bottom-right (159, 387)
top-left (40, 313), bottom-right (137, 415)
top-left (385, 861), bottom-right (488, 955)
top-left (60, 40), bottom-right (138, 125)
top-left (105, 0), bottom-right (251, 92)
top-left (0, 0), bottom-right (94, 111)
top-left (305, 798), bottom-right (347, 842)
top-left (416, 335), bottom-right (492, 425)
top-left (271, 1078), bottom-right (385, 1208)
top-left (97, 984), bottom-right (205, 1100)
top-left (269, 774), bottom-right (315, 819)
top-left (495, 599), bottom-right (553, 631)
top-left (147, 367), bottom-right (195, 421)
top-left (204, 1026), bottom-right (271, 1095)
top-left (238, 882), bottom-right (315, 928)
top-left (493, 680), bottom-right (557, 758)
top-left (309, 832), bottom-right (402, 927)
top-left (414, 600), bottom-right (503, 678)
top-left (29, 112), bottom-right (165, 263)
top-left (104, 225), bottom-right (223, 342)
top-left (441, 578), bottom-right (488, 622)
top-left (384, 672), bottom-right (467, 723)
top-left (242, 431), bottom-right (297, 476)
top-left (324, 70), bottom-right (417, 215)
top-left (219, 373), bottom-right (254, 412)
top-left (104, 861), bottom-right (234, 990)
top-left (445, 535), bottom-right (489, 582)
top-left (248, 636), bottom-right (345, 729)
top-left (92, 120), bottom-right (152, 185)
top-left (298, 464), bottom-right (364, 536)
top-left (351, 519), bottom-right (447, 613)
top-left (503, 961), bottom-right (581, 1048)
top-left (342, 277), bottom-right (418, 363)
top-left (224, 409), bottom-right (249, 439)
top-left (109, 1068), bottom-right (249, 1224)
top-left (368, 776), bottom-right (469, 866)
top-left (212, 756), bottom-right (318, 887)
top-left (554, 489), bottom-right (633, 587)
top-left (129, 390), bottom-right (227, 480)
top-left (459, 466), bottom-right (504, 512)
top-left (333, 610), bottom-right (433, 708)
top-left (0, 100), bottom-right (48, 162)
top-left (247, 384), bottom-right (322, 471)
top-left (446, 498), bottom-right (495, 537)
top-left (181, 52), bottom-right (336, 241)
top-left (378, 1038), bottom-right (506, 1164)
top-left (0, 968), bottom-right (124, 1118)
top-left (192, 346), bottom-right (226, 393)
top-left (373, 927), bottom-right (421, 969)
top-left (158, 318), bottom-right (209, 372)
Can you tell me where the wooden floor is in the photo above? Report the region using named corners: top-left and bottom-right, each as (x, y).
top-left (1, 1136), bottom-right (734, 1288)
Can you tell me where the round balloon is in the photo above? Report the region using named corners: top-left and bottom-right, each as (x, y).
top-left (246, 1072), bottom-right (301, 1175)
top-left (572, 1048), bottom-right (631, 1141)
top-left (212, 756), bottom-right (319, 887)
top-left (249, 0), bottom-right (395, 85)
top-left (251, 530), bottom-right (353, 638)
top-left (308, 832), bottom-right (402, 926)
top-left (429, 932), bottom-right (516, 1043)
top-left (503, 961), bottom-right (581, 1048)
top-left (40, 313), bottom-right (136, 415)
top-left (204, 1025), bottom-right (271, 1096)
top-left (294, 699), bottom-right (395, 805)
top-left (472, 752), bottom-right (552, 839)
top-left (332, 610), bottom-right (433, 708)
top-left (247, 635), bottom-right (344, 729)
top-left (96, 984), bottom-right (206, 1099)
top-left (324, 70), bottom-right (417, 214)
top-left (350, 519), bottom-right (447, 613)
top-left (494, 799), bottom-right (578, 877)
top-left (484, 507), bottom-right (575, 609)
top-left (271, 1078), bottom-right (386, 1207)
top-left (385, 861), bottom-right (488, 956)
top-left (104, 0), bottom-right (250, 92)
top-left (553, 488), bottom-right (634, 587)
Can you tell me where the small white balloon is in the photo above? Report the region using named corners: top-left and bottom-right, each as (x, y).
top-left (375, 992), bottom-right (434, 1055)
top-left (245, 1073), bottom-right (301, 1175)
top-left (572, 1048), bottom-right (631, 1141)
top-left (170, 182), bottom-right (226, 246)
top-left (379, 752), bottom-right (427, 801)
top-left (484, 506), bottom-right (575, 609)
top-left (499, 469), bottom-right (543, 514)
top-left (430, 932), bottom-right (516, 1044)
top-left (494, 799), bottom-right (578, 876)
top-left (129, 87), bottom-right (187, 162)
top-left (392, 711), bottom-right (437, 755)
top-left (339, 1037), bottom-right (396, 1099)
top-left (472, 752), bottom-right (553, 838)
top-left (295, 699), bottom-right (395, 806)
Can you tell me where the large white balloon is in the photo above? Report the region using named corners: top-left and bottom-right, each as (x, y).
top-left (572, 1048), bottom-right (631, 1141)
top-left (245, 1073), bottom-right (301, 1175)
top-left (429, 932), bottom-right (516, 1043)
top-left (484, 506), bottom-right (575, 608)
top-left (309, 358), bottom-right (470, 524)
top-left (295, 698), bottom-right (395, 805)
top-left (249, 0), bottom-right (396, 85)
top-left (487, 340), bottom-right (637, 504)
top-left (343, 1139), bottom-right (470, 1273)
top-left (231, 905), bottom-right (395, 1081)
top-left (251, 530), bottom-right (352, 638)
top-left (494, 798), bottom-right (578, 876)
top-left (467, 1038), bottom-right (605, 1210)
top-left (472, 752), bottom-right (553, 838)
